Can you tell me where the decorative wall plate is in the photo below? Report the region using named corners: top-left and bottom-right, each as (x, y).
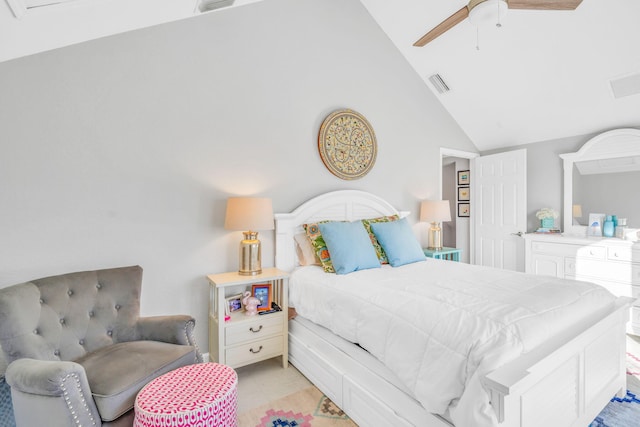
top-left (318, 109), bottom-right (377, 180)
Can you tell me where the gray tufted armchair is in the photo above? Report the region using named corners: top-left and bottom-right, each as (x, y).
top-left (0, 265), bottom-right (202, 427)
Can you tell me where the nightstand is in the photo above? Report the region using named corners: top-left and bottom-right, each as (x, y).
top-left (423, 247), bottom-right (461, 262)
top-left (206, 267), bottom-right (289, 369)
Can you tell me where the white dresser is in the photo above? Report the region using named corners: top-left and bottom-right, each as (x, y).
top-left (524, 233), bottom-right (640, 334)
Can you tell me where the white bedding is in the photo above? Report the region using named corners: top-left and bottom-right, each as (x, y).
top-left (289, 259), bottom-right (617, 427)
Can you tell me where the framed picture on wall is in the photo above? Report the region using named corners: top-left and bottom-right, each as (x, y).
top-left (457, 170), bottom-right (470, 185)
top-left (458, 186), bottom-right (470, 201)
top-left (458, 203), bottom-right (470, 217)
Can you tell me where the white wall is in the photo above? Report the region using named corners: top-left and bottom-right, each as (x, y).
top-left (0, 0), bottom-right (476, 351)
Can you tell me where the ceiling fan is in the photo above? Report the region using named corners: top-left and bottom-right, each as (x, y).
top-left (413, 0), bottom-right (583, 47)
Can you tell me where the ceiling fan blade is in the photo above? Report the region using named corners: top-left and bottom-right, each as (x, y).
top-left (507, 0), bottom-right (582, 10)
top-left (413, 6), bottom-right (470, 47)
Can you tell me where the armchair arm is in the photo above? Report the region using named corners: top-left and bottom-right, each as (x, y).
top-left (6, 358), bottom-right (101, 427)
top-left (136, 315), bottom-right (203, 362)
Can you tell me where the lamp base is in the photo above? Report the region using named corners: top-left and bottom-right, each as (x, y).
top-left (427, 222), bottom-right (443, 251)
top-left (239, 231), bottom-right (262, 276)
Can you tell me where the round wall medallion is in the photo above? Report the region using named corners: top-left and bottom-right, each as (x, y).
top-left (318, 109), bottom-right (377, 180)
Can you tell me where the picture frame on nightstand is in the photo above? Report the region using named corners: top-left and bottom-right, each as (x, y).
top-left (225, 294), bottom-right (244, 315)
top-left (252, 283), bottom-right (272, 311)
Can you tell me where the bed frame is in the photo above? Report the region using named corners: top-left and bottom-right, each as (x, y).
top-left (274, 190), bottom-right (633, 427)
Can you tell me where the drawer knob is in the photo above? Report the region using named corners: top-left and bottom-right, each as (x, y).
top-left (249, 345), bottom-right (263, 354)
top-left (249, 325), bottom-right (263, 333)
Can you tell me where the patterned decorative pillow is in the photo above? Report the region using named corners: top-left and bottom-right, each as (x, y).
top-left (361, 215), bottom-right (400, 264)
top-left (303, 221), bottom-right (335, 273)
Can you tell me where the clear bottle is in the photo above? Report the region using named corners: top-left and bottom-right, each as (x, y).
top-left (615, 218), bottom-right (627, 239)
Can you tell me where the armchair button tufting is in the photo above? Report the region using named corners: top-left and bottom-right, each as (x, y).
top-left (89, 311), bottom-right (94, 317)
top-left (60, 318), bottom-right (65, 324)
top-left (79, 339), bottom-right (85, 345)
top-left (39, 298), bottom-right (44, 304)
top-left (33, 329), bottom-right (38, 334)
top-left (96, 283), bottom-right (102, 289)
top-left (68, 290), bottom-right (73, 296)
top-left (115, 304), bottom-right (121, 310)
top-left (54, 350), bottom-right (60, 356)
top-left (107, 330), bottom-right (112, 336)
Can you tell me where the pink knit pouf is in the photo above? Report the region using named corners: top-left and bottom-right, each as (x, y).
top-left (133, 363), bottom-right (238, 427)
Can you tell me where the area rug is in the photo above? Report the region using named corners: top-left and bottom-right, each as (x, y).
top-left (237, 386), bottom-right (357, 427)
top-left (590, 334), bottom-right (640, 427)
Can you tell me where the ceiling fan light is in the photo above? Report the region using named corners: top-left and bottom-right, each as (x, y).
top-left (468, 0), bottom-right (508, 26)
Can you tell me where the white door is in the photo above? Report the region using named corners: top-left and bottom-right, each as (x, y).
top-left (472, 149), bottom-right (527, 271)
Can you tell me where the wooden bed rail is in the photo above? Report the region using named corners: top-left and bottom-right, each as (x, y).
top-left (484, 296), bottom-right (633, 425)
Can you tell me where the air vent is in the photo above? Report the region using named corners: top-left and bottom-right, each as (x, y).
top-left (6, 0), bottom-right (78, 18)
top-left (198, 0), bottom-right (234, 12)
top-left (610, 72), bottom-right (640, 99)
top-left (429, 74), bottom-right (450, 94)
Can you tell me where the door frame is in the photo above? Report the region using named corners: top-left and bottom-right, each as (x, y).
top-left (440, 148), bottom-right (480, 263)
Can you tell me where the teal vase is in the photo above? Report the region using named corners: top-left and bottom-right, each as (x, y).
top-left (603, 216), bottom-right (614, 237)
top-left (541, 218), bottom-right (554, 229)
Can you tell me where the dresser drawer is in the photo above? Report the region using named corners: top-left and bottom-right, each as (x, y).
top-left (225, 335), bottom-right (283, 367)
top-left (531, 241), bottom-right (581, 256)
top-left (575, 245), bottom-right (606, 260)
top-left (565, 258), bottom-right (636, 283)
top-left (225, 313), bottom-right (284, 346)
top-left (607, 246), bottom-right (634, 262)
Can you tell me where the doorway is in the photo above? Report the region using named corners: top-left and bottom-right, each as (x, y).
top-left (440, 148), bottom-right (479, 264)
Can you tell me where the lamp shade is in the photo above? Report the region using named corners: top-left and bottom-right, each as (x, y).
top-left (224, 197), bottom-right (274, 231)
top-left (572, 204), bottom-right (583, 218)
top-left (420, 200), bottom-right (451, 223)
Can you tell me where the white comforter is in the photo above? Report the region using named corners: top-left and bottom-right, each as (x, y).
top-left (289, 260), bottom-right (616, 427)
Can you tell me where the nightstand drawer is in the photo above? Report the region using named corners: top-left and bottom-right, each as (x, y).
top-left (225, 335), bottom-right (284, 367)
top-left (225, 313), bottom-right (284, 346)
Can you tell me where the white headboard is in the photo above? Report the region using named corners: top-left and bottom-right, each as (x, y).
top-left (274, 190), bottom-right (408, 272)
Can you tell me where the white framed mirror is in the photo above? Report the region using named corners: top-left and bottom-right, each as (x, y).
top-left (560, 128), bottom-right (640, 235)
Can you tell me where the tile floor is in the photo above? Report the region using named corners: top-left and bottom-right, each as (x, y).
top-left (235, 356), bottom-right (312, 414)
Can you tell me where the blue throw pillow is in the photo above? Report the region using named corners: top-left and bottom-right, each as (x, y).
top-left (318, 221), bottom-right (381, 275)
top-left (370, 218), bottom-right (426, 267)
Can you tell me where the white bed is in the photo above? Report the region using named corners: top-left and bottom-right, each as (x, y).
top-left (274, 190), bottom-right (632, 427)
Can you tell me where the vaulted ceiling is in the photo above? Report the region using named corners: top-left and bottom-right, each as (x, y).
top-left (360, 0), bottom-right (640, 151)
top-left (2, 0), bottom-right (639, 152)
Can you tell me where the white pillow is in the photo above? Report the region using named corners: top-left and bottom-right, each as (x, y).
top-left (294, 233), bottom-right (320, 266)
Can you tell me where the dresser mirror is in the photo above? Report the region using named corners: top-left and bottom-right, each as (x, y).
top-left (560, 128), bottom-right (640, 235)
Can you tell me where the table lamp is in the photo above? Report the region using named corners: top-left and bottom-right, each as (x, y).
top-left (420, 200), bottom-right (451, 251)
top-left (224, 197), bottom-right (274, 275)
top-left (572, 204), bottom-right (582, 225)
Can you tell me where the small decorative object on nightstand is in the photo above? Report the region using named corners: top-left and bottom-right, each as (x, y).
top-left (423, 247), bottom-right (461, 262)
top-left (207, 268), bottom-right (289, 369)
top-left (242, 291), bottom-right (260, 316)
